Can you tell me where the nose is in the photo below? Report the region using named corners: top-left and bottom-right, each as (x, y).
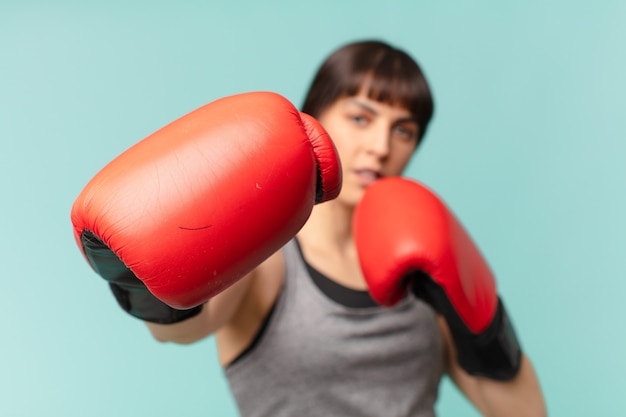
top-left (365, 122), bottom-right (390, 158)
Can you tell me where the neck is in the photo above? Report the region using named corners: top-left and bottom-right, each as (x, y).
top-left (298, 199), bottom-right (356, 256)
top-left (297, 198), bottom-right (368, 291)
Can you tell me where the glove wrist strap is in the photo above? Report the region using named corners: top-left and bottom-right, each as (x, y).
top-left (451, 299), bottom-right (522, 381)
top-left (109, 283), bottom-right (203, 324)
top-left (81, 231), bottom-right (202, 324)
top-left (412, 276), bottom-right (521, 380)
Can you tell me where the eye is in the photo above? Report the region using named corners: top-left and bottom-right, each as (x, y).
top-left (347, 113), bottom-right (370, 127)
top-left (392, 124), bottom-right (417, 141)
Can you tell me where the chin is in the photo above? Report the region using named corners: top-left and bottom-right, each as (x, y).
top-left (341, 188), bottom-right (366, 208)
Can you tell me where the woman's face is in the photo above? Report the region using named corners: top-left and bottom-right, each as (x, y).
top-left (317, 91), bottom-right (419, 207)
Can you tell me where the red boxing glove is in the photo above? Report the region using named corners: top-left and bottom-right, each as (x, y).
top-left (71, 92), bottom-right (342, 320)
top-left (354, 177), bottom-right (521, 380)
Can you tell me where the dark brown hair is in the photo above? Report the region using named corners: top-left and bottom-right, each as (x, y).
top-left (301, 40), bottom-right (434, 143)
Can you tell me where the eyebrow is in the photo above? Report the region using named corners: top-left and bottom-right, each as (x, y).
top-left (346, 99), bottom-right (418, 124)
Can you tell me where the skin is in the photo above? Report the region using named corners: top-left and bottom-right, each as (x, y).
top-left (146, 90), bottom-right (547, 417)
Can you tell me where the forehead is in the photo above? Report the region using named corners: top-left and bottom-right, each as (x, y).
top-left (341, 92), bottom-right (415, 121)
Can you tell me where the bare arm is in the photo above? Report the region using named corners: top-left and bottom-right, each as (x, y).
top-left (144, 273), bottom-right (254, 344)
top-left (439, 318), bottom-right (547, 417)
top-left (144, 249), bottom-right (284, 352)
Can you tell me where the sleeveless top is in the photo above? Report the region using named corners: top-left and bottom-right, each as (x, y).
top-left (224, 239), bottom-right (445, 417)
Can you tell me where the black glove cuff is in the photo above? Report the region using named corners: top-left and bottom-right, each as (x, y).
top-left (412, 276), bottom-right (521, 380)
top-left (110, 283), bottom-right (203, 324)
top-left (452, 299), bottom-right (522, 381)
top-left (81, 230), bottom-right (203, 325)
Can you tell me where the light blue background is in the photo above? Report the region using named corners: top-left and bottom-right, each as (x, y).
top-left (1, 1), bottom-right (625, 415)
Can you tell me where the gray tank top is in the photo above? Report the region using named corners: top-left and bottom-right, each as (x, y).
top-left (224, 239), bottom-right (445, 417)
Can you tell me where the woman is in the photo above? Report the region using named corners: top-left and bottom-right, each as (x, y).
top-left (146, 40), bottom-right (546, 416)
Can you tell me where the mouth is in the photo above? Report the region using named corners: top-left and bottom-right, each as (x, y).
top-left (354, 169), bottom-right (382, 186)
